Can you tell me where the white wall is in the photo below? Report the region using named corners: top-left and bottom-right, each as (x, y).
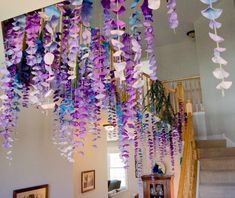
top-left (73, 119), bottom-right (108, 198)
top-left (0, 108), bottom-right (74, 198)
top-left (195, 0), bottom-right (235, 139)
top-left (157, 40), bottom-right (199, 80)
top-left (0, 108), bottom-right (109, 198)
top-left (0, 2), bottom-right (75, 198)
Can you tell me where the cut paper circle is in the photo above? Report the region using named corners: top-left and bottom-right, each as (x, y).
top-left (114, 71), bottom-right (126, 81)
top-left (148, 0), bottom-right (161, 10)
top-left (45, 5), bottom-right (61, 19)
top-left (130, 0), bottom-right (140, 8)
top-left (41, 103), bottom-right (55, 109)
top-left (209, 20), bottom-right (222, 29)
top-left (201, 7), bottom-right (223, 20)
top-left (214, 47), bottom-right (226, 53)
top-left (111, 39), bottom-right (124, 49)
top-left (110, 29), bottom-right (125, 36)
top-left (44, 52), bottom-right (55, 65)
top-left (71, 0), bottom-right (83, 6)
top-left (95, 93), bottom-right (106, 100)
top-left (209, 32), bottom-right (224, 43)
top-left (112, 5), bottom-right (126, 15)
top-left (111, 19), bottom-right (126, 29)
top-left (114, 62), bottom-right (127, 71)
top-left (0, 95), bottom-right (8, 100)
top-left (200, 0), bottom-right (219, 4)
top-left (131, 39), bottom-right (141, 52)
top-left (216, 81), bottom-right (232, 90)
top-left (212, 55), bottom-right (228, 65)
top-left (213, 67), bottom-right (229, 79)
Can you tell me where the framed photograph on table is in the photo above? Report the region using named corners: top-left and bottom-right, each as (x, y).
top-left (81, 170), bottom-right (95, 193)
top-left (13, 184), bottom-right (49, 198)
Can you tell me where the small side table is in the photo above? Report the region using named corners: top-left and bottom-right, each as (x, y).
top-left (141, 174), bottom-right (174, 198)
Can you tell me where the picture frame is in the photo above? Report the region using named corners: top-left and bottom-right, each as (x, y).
top-left (81, 170), bottom-right (95, 193)
top-left (13, 184), bottom-right (49, 198)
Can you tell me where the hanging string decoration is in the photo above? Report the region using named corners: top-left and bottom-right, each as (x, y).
top-left (0, 0), bottom-right (185, 173)
top-left (0, 15), bottom-right (26, 160)
top-left (141, 0), bottom-right (158, 81)
top-left (144, 80), bottom-right (185, 172)
top-left (166, 0), bottom-right (179, 30)
top-left (200, 0), bottom-right (232, 95)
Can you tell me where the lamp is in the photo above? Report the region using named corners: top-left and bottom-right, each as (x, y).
top-left (103, 124), bottom-right (115, 131)
top-left (187, 30), bottom-right (195, 39)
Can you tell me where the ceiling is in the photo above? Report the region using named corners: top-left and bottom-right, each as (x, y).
top-left (92, 0), bottom-right (205, 47)
top-left (0, 0), bottom-right (205, 47)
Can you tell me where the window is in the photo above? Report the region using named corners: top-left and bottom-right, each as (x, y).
top-left (108, 153), bottom-right (127, 188)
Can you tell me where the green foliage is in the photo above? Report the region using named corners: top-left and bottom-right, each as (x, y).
top-left (144, 80), bottom-right (175, 125)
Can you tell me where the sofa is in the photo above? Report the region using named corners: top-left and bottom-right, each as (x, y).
top-left (108, 180), bottom-right (121, 192)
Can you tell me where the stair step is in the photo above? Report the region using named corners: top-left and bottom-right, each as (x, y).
top-left (200, 170), bottom-right (235, 185)
top-left (199, 184), bottom-right (235, 198)
top-left (196, 139), bottom-right (226, 149)
top-left (200, 158), bottom-right (235, 171)
top-left (198, 147), bottom-right (235, 159)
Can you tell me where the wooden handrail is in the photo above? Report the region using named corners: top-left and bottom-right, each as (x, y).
top-left (177, 113), bottom-right (198, 198)
top-left (162, 75), bottom-right (200, 83)
top-left (162, 76), bottom-right (203, 113)
top-left (174, 78), bottom-right (198, 198)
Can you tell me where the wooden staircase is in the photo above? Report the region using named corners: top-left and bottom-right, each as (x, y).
top-left (198, 139), bottom-right (235, 198)
top-left (160, 76), bottom-right (235, 198)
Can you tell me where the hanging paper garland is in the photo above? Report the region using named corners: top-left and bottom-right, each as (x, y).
top-left (141, 0), bottom-right (158, 81)
top-left (111, 0), bottom-right (127, 83)
top-left (200, 0), bottom-right (232, 95)
top-left (166, 0), bottom-right (179, 30)
top-left (0, 0), bottom-right (187, 175)
top-left (129, 1), bottom-right (145, 183)
top-left (101, 0), bottom-right (112, 37)
top-left (0, 16), bottom-right (26, 153)
top-left (144, 112), bottom-right (154, 167)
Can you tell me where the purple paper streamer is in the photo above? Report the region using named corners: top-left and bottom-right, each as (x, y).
top-left (166, 0), bottom-right (179, 29)
top-left (141, 0), bottom-right (158, 81)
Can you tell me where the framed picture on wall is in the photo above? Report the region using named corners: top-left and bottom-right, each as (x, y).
top-left (13, 184), bottom-right (49, 198)
top-left (81, 170), bottom-right (95, 193)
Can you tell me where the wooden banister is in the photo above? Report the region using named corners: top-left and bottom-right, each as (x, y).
top-left (162, 75), bottom-right (200, 83)
top-left (166, 80), bottom-right (198, 198)
top-left (177, 113), bottom-right (198, 198)
top-left (162, 76), bottom-right (204, 113)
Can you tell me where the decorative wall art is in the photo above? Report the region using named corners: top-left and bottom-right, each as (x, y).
top-left (81, 170), bottom-right (95, 193)
top-left (13, 185), bottom-right (49, 198)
